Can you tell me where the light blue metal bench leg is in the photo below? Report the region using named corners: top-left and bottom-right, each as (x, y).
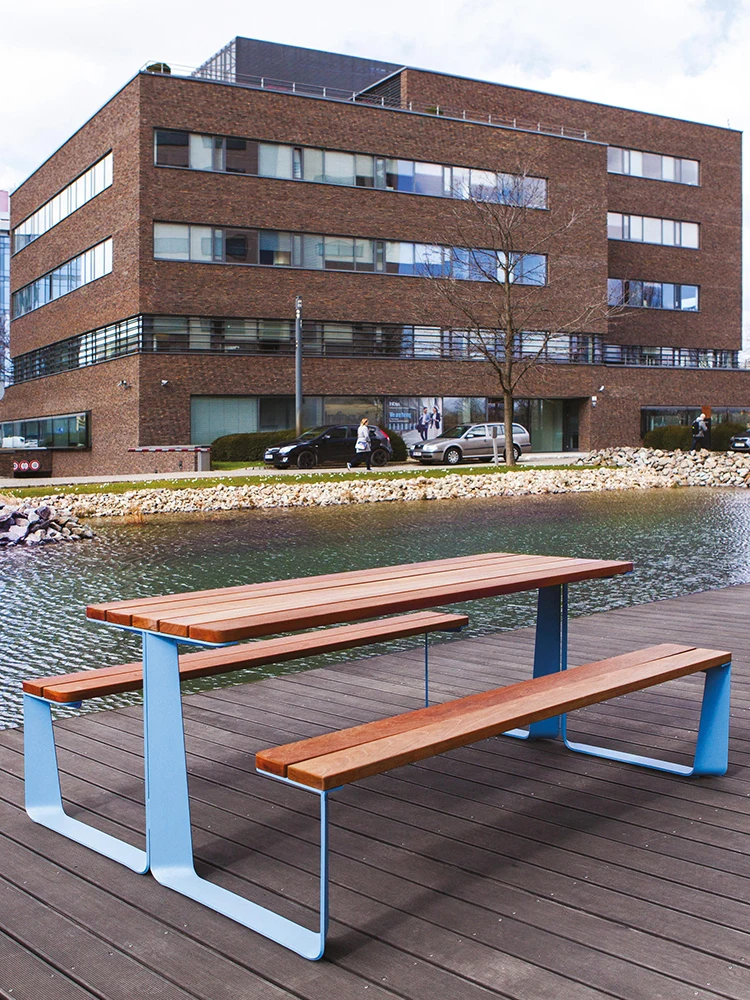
top-left (143, 631), bottom-right (332, 960)
top-left (504, 584), bottom-right (566, 741)
top-left (23, 692), bottom-right (149, 873)
top-left (424, 634), bottom-right (429, 707)
top-left (561, 661), bottom-right (731, 776)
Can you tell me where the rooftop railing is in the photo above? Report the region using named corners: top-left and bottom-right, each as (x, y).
top-left (140, 62), bottom-right (590, 141)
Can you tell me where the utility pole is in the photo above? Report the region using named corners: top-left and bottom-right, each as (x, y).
top-left (294, 295), bottom-right (303, 436)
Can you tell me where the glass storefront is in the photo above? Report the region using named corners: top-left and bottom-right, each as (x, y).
top-left (1, 412), bottom-right (90, 449)
top-left (191, 394), bottom-right (582, 452)
top-left (641, 407), bottom-right (750, 437)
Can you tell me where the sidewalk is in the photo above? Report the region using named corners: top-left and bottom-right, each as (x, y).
top-left (0, 452), bottom-right (586, 490)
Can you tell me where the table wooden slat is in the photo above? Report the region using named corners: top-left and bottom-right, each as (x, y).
top-left (185, 559), bottom-right (632, 643)
top-left (129, 554), bottom-right (554, 633)
top-left (86, 553), bottom-right (632, 644)
top-left (86, 552), bottom-right (516, 623)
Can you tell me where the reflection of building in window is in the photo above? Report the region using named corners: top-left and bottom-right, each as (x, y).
top-left (608, 277), bottom-right (699, 311)
top-left (1, 411), bottom-right (90, 449)
top-left (13, 154), bottom-right (113, 252)
top-left (153, 222), bottom-right (547, 284)
top-left (13, 239), bottom-right (113, 318)
top-left (154, 128), bottom-right (548, 208)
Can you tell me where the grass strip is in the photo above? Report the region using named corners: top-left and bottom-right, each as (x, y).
top-left (5, 463), bottom-right (589, 499)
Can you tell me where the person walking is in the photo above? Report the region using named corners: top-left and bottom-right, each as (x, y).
top-left (347, 417), bottom-right (373, 471)
top-left (691, 409), bottom-right (711, 451)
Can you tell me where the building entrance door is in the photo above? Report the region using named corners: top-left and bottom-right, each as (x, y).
top-left (563, 400), bottom-right (580, 451)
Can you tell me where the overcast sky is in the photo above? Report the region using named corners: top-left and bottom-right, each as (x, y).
top-left (1, 0), bottom-right (746, 335)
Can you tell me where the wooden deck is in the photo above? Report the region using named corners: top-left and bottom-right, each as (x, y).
top-left (1, 584), bottom-right (749, 1000)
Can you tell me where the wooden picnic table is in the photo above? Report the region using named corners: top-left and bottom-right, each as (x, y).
top-left (34, 552), bottom-right (634, 958)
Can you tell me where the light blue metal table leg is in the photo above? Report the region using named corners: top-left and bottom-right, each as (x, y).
top-left (23, 692), bottom-right (149, 873)
top-left (504, 584), bottom-right (565, 740)
top-left (143, 631), bottom-right (331, 960)
top-left (424, 634), bottom-right (429, 708)
top-left (562, 662), bottom-right (731, 776)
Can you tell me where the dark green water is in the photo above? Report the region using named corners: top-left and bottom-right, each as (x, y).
top-left (2, 487), bottom-right (749, 728)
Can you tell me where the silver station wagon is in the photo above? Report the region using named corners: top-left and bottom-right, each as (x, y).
top-left (409, 422), bottom-right (532, 465)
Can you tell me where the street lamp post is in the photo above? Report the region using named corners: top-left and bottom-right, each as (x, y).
top-left (294, 295), bottom-right (303, 436)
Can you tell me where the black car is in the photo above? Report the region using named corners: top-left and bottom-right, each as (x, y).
top-left (264, 425), bottom-right (393, 469)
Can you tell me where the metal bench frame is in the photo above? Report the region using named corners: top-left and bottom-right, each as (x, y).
top-left (23, 618), bottom-right (447, 900)
top-left (249, 586), bottom-right (731, 959)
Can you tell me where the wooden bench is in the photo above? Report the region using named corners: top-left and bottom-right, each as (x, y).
top-left (22, 610), bottom-right (467, 876)
top-left (254, 643), bottom-right (731, 958)
top-left (23, 610), bottom-right (468, 704)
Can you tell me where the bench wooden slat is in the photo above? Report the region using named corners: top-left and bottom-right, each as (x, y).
top-left (184, 560), bottom-right (632, 643)
top-left (256, 643), bottom-right (694, 778)
top-left (86, 553), bottom-right (515, 623)
top-left (131, 554), bottom-right (558, 633)
top-left (256, 645), bottom-right (731, 790)
top-left (22, 612), bottom-right (468, 703)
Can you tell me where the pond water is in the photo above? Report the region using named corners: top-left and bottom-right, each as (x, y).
top-left (2, 487), bottom-right (749, 729)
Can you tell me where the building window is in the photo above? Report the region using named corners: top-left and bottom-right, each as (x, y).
top-left (607, 147), bottom-right (699, 185)
top-left (153, 128), bottom-right (548, 209)
top-left (12, 238), bottom-right (113, 319)
top-left (152, 222), bottom-right (547, 284)
top-left (1, 411), bottom-right (90, 449)
top-left (608, 277), bottom-right (699, 311)
top-left (13, 153), bottom-right (113, 253)
top-left (10, 310), bottom-right (741, 386)
top-left (607, 212), bottom-right (699, 248)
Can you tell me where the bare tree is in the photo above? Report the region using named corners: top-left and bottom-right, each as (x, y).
top-left (426, 161), bottom-right (611, 466)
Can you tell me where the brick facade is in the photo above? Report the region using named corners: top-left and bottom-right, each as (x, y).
top-left (1, 46), bottom-right (745, 476)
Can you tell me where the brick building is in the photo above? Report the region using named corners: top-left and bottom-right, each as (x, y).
top-left (1, 37), bottom-right (747, 475)
top-left (0, 191), bottom-right (9, 388)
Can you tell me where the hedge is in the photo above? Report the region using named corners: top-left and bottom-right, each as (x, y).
top-left (384, 429), bottom-right (407, 462)
top-left (211, 430), bottom-right (298, 463)
top-left (710, 421), bottom-right (747, 452)
top-left (643, 421), bottom-right (747, 452)
top-left (642, 425), bottom-right (692, 450)
top-left (211, 426), bottom-right (408, 464)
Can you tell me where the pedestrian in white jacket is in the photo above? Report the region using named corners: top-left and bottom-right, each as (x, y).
top-left (348, 418), bottom-right (372, 471)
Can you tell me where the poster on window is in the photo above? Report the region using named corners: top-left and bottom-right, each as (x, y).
top-left (385, 397), bottom-right (444, 445)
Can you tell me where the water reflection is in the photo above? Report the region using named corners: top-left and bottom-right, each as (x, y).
top-left (2, 487), bottom-right (749, 727)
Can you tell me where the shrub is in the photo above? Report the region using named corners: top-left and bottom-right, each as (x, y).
top-left (643, 425), bottom-right (692, 450)
top-left (383, 428), bottom-right (407, 462)
top-left (211, 429), bottom-right (297, 463)
top-left (710, 421), bottom-right (747, 452)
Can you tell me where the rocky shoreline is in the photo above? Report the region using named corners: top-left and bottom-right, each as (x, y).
top-left (579, 446), bottom-right (750, 488)
top-left (5, 448), bottom-right (747, 522)
top-left (0, 499), bottom-right (96, 546)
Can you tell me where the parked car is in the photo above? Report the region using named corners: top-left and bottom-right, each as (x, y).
top-left (409, 422), bottom-right (531, 465)
top-left (729, 428), bottom-right (750, 452)
top-left (264, 425), bottom-right (393, 469)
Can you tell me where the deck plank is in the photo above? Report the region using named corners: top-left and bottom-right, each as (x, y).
top-left (2, 583), bottom-right (749, 998)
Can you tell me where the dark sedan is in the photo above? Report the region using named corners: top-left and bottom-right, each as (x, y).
top-left (264, 425), bottom-right (393, 469)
